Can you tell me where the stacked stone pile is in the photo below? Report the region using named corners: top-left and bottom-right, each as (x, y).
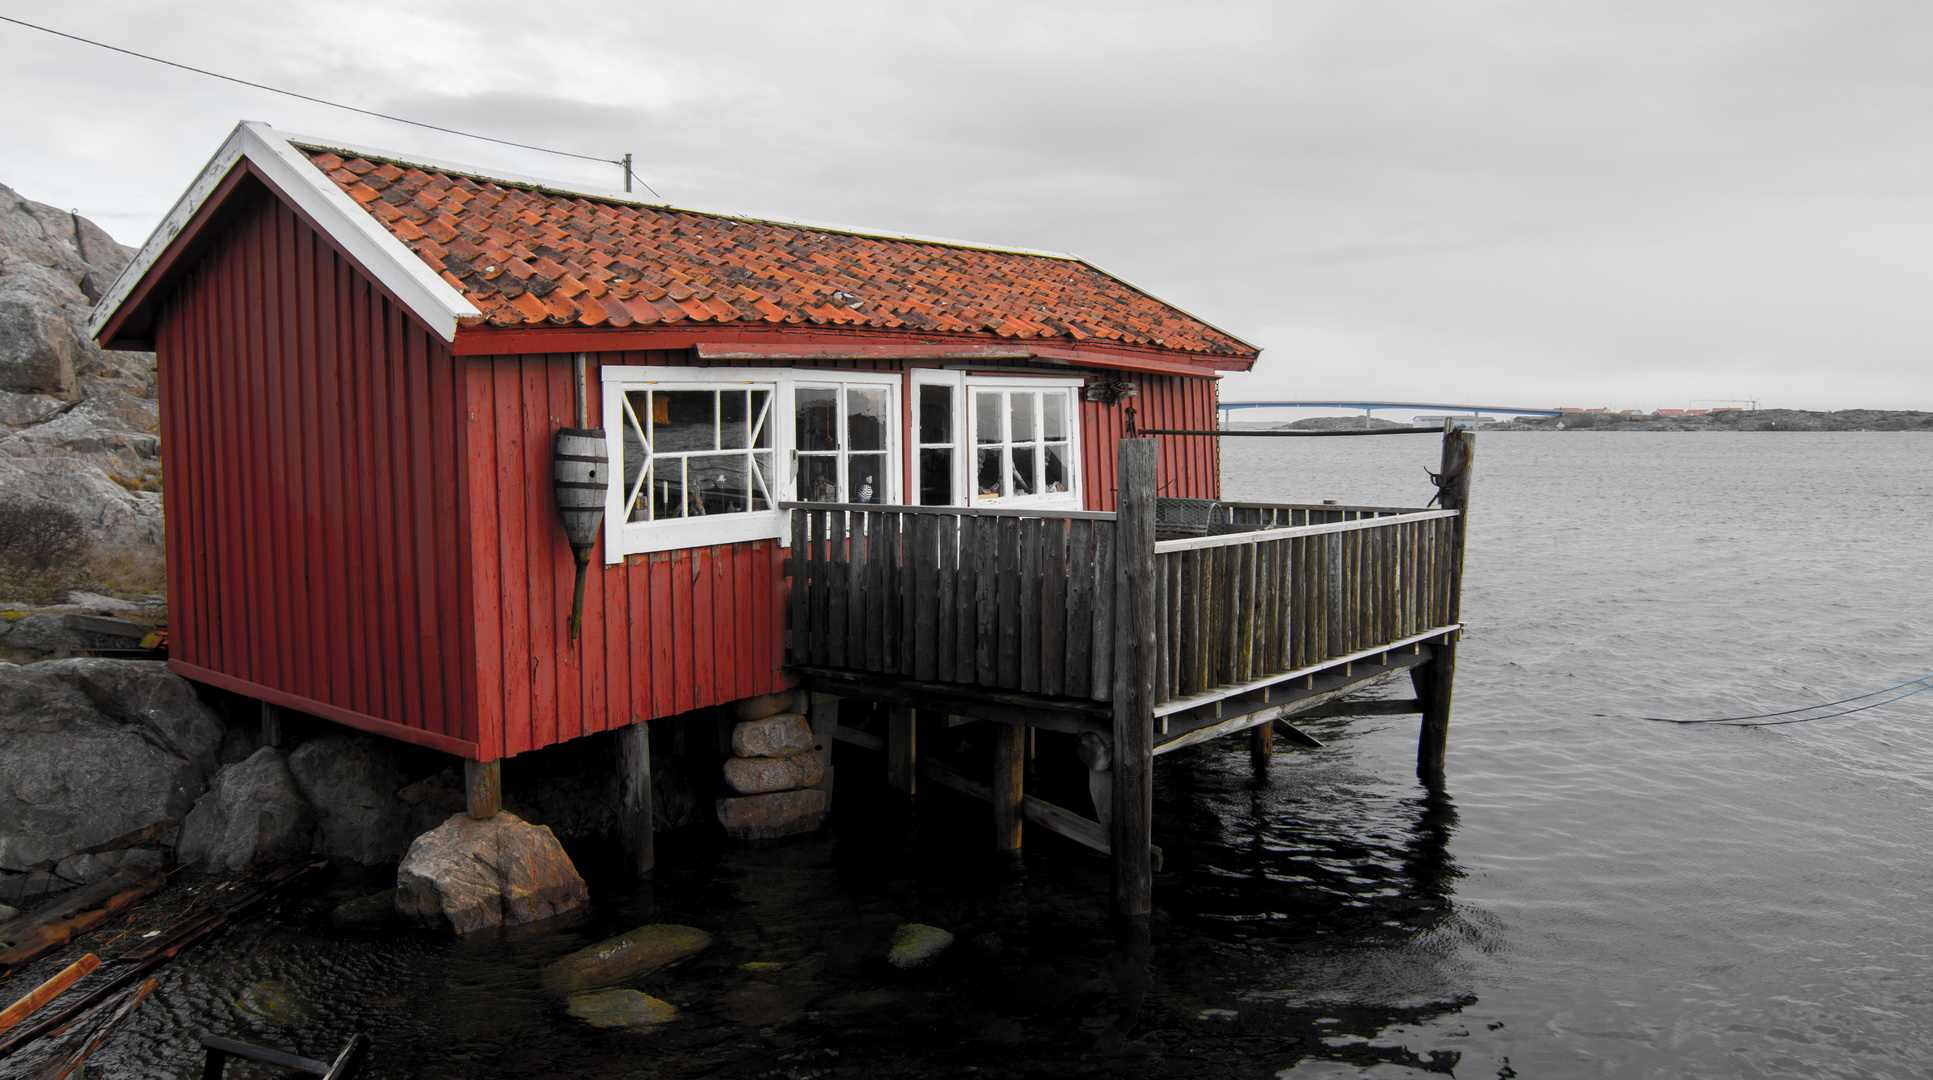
top-left (715, 692), bottom-right (828, 840)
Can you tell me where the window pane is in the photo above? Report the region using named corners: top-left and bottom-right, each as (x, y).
top-left (919, 384), bottom-right (951, 445)
top-left (799, 455), bottom-right (838, 502)
top-left (627, 458), bottom-right (652, 522)
top-left (750, 452), bottom-right (774, 511)
top-left (848, 454), bottom-right (885, 504)
top-left (1011, 393), bottom-right (1035, 443)
top-left (975, 391), bottom-right (1001, 444)
top-left (977, 447), bottom-right (1002, 497)
top-left (1044, 443), bottom-right (1069, 493)
top-left (1043, 391), bottom-right (1066, 439)
top-left (797, 388), bottom-right (838, 452)
top-left (656, 391), bottom-right (715, 453)
top-left (719, 391), bottom-right (749, 449)
top-left (689, 454), bottom-right (749, 515)
top-left (919, 448), bottom-right (953, 505)
top-left (848, 388), bottom-right (889, 452)
top-left (652, 458), bottom-right (686, 519)
top-left (750, 390), bottom-right (772, 449)
top-left (1011, 446), bottom-right (1036, 495)
top-left (621, 406), bottom-right (648, 514)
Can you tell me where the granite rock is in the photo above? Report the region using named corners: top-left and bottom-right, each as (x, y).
top-left (544, 923), bottom-right (713, 995)
top-left (731, 714), bottom-right (814, 759)
top-left (395, 812), bottom-right (588, 934)
top-left (176, 747), bottom-right (316, 875)
top-left (722, 751), bottom-right (824, 795)
top-left (715, 788), bottom-right (828, 840)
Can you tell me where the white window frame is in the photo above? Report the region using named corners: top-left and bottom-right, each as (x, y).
top-left (961, 374), bottom-right (1083, 509)
top-left (600, 366), bottom-right (902, 559)
top-left (791, 371), bottom-right (904, 509)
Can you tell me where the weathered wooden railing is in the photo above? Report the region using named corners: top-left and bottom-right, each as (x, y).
top-left (783, 503), bottom-right (1120, 699)
top-left (781, 500), bottom-right (1461, 710)
top-left (1149, 505), bottom-right (1461, 713)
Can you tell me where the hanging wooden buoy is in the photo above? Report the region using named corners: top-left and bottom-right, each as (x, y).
top-left (554, 426), bottom-right (608, 642)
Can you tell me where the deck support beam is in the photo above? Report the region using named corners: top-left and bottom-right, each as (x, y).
top-left (464, 759), bottom-right (501, 820)
top-left (1110, 438), bottom-right (1158, 923)
top-left (617, 722), bottom-right (653, 877)
top-left (993, 724), bottom-right (1025, 853)
top-left (1417, 425), bottom-right (1474, 783)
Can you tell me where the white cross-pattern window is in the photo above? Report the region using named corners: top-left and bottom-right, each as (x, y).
top-left (973, 387), bottom-right (1074, 502)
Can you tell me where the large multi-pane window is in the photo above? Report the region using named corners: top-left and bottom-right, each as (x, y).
top-left (973, 387), bottom-right (1073, 501)
top-left (619, 387), bottom-right (776, 522)
top-left (795, 383), bottom-right (893, 504)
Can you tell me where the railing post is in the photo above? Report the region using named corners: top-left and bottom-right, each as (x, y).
top-left (1110, 439), bottom-right (1158, 923)
top-left (1415, 424), bottom-right (1475, 782)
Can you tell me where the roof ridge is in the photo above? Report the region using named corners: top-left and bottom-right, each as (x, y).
top-left (284, 135), bottom-right (1088, 266)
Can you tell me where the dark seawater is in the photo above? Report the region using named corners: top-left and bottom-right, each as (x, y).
top-left (26, 432), bottom-right (1933, 1080)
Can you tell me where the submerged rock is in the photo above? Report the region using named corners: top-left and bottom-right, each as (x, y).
top-left (888, 923), bottom-right (955, 970)
top-left (544, 923), bottom-right (712, 995)
top-left (395, 812), bottom-right (588, 934)
top-left (715, 788), bottom-right (828, 840)
top-left (176, 747), bottom-right (315, 875)
top-left (721, 751), bottom-right (824, 795)
top-left (566, 989), bottom-right (676, 1029)
top-left (330, 887), bottom-right (401, 928)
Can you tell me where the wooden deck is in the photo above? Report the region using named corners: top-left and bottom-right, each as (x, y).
top-left (780, 428), bottom-right (1475, 920)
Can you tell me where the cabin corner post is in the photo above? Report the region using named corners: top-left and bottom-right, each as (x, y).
top-left (618, 720), bottom-right (654, 877)
top-left (1111, 438), bottom-right (1158, 921)
top-left (1415, 426), bottom-right (1476, 781)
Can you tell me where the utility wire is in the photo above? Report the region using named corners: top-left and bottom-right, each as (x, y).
top-left (1643, 673), bottom-right (1933, 727)
top-left (0, 13), bottom-right (661, 197)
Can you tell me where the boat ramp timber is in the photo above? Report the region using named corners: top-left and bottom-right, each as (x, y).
top-left (782, 429), bottom-right (1473, 921)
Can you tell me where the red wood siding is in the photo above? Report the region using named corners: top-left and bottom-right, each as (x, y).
top-left (156, 181), bottom-right (475, 755)
top-left (1080, 373), bottom-right (1221, 511)
top-left (461, 349), bottom-right (793, 760)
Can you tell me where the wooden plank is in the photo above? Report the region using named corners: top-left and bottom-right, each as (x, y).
top-left (1151, 509), bottom-right (1458, 553)
top-left (993, 723), bottom-right (1025, 852)
top-left (1018, 518), bottom-right (1041, 693)
top-left (1065, 519), bottom-right (1093, 699)
top-left (1151, 654), bottom-right (1432, 756)
top-left (896, 513), bottom-right (916, 676)
top-left (916, 757), bottom-right (1109, 855)
top-left (974, 515), bottom-right (998, 686)
top-left (827, 510), bottom-right (848, 668)
top-left (1091, 519), bottom-right (1115, 702)
top-left (1152, 625), bottom-right (1459, 718)
top-left (866, 512), bottom-right (886, 672)
top-left (788, 508), bottom-right (807, 664)
top-left (794, 666), bottom-right (1109, 734)
top-left (617, 722), bottom-right (652, 877)
top-left (777, 500), bottom-right (1116, 521)
top-left (937, 514), bottom-right (959, 683)
top-left (996, 517), bottom-right (1021, 688)
top-left (914, 513), bottom-right (939, 681)
top-left (1111, 437), bottom-right (1158, 920)
top-left (0, 954), bottom-right (100, 1034)
top-left (1041, 518), bottom-right (1067, 697)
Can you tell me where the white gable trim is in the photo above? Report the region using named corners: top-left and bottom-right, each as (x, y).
top-left (89, 121), bottom-right (480, 343)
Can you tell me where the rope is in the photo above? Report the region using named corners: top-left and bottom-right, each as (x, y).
top-left (1643, 673), bottom-right (1933, 727)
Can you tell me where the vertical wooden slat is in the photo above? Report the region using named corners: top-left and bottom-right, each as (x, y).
top-left (975, 515), bottom-right (998, 686)
top-left (1091, 519), bottom-right (1115, 701)
top-left (997, 517), bottom-right (1021, 688)
top-left (1111, 438), bottom-right (1158, 920)
top-left (1065, 520), bottom-right (1092, 699)
top-left (936, 515), bottom-right (958, 683)
top-left (1040, 518), bottom-right (1066, 697)
top-left (914, 513), bottom-right (939, 682)
top-left (828, 511), bottom-right (848, 668)
top-left (895, 513), bottom-right (914, 675)
top-left (848, 511), bottom-right (869, 666)
top-left (1178, 550), bottom-right (1199, 696)
top-left (1018, 518), bottom-right (1042, 694)
top-left (789, 508), bottom-right (807, 664)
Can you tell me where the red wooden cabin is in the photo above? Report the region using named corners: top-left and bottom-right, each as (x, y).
top-left (91, 122), bottom-right (1259, 768)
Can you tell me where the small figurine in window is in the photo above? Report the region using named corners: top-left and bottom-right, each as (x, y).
top-left (856, 475), bottom-right (874, 504)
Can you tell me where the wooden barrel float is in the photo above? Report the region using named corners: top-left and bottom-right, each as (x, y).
top-left (553, 427), bottom-right (609, 553)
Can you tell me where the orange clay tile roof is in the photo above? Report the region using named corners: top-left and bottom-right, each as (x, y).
top-left (297, 148), bottom-right (1256, 359)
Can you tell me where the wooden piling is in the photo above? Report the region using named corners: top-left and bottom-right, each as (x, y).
top-left (464, 758), bottom-right (501, 819)
top-left (1415, 424), bottom-right (1475, 781)
top-left (260, 701), bottom-right (284, 748)
top-left (617, 721), bottom-right (653, 877)
top-left (1250, 718), bottom-right (1274, 770)
top-left (887, 705), bottom-right (917, 794)
top-left (1110, 438), bottom-right (1158, 921)
top-left (993, 724), bottom-right (1026, 853)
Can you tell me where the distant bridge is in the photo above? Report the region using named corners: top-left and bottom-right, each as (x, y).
top-left (1218, 400), bottom-right (1564, 419)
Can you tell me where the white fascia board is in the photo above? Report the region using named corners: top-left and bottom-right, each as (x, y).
top-left (89, 122), bottom-right (480, 343)
top-left (276, 130), bottom-right (1083, 264)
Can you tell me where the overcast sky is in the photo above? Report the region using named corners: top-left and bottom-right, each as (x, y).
top-left (5, 0), bottom-right (1928, 412)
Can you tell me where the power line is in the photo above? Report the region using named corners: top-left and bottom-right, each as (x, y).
top-left (1641, 672), bottom-right (1933, 727)
top-left (0, 13), bottom-right (661, 198)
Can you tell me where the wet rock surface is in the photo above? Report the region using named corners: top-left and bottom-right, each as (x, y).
top-left (395, 812), bottom-right (588, 934)
top-left (566, 989), bottom-right (677, 1029)
top-left (288, 733), bottom-right (438, 864)
top-left (176, 747), bottom-right (316, 875)
top-left (715, 788), bottom-right (828, 841)
top-left (887, 922), bottom-right (955, 970)
top-left (544, 923), bottom-right (713, 995)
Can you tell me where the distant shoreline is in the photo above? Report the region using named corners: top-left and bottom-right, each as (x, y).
top-left (1236, 410), bottom-right (1932, 433)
